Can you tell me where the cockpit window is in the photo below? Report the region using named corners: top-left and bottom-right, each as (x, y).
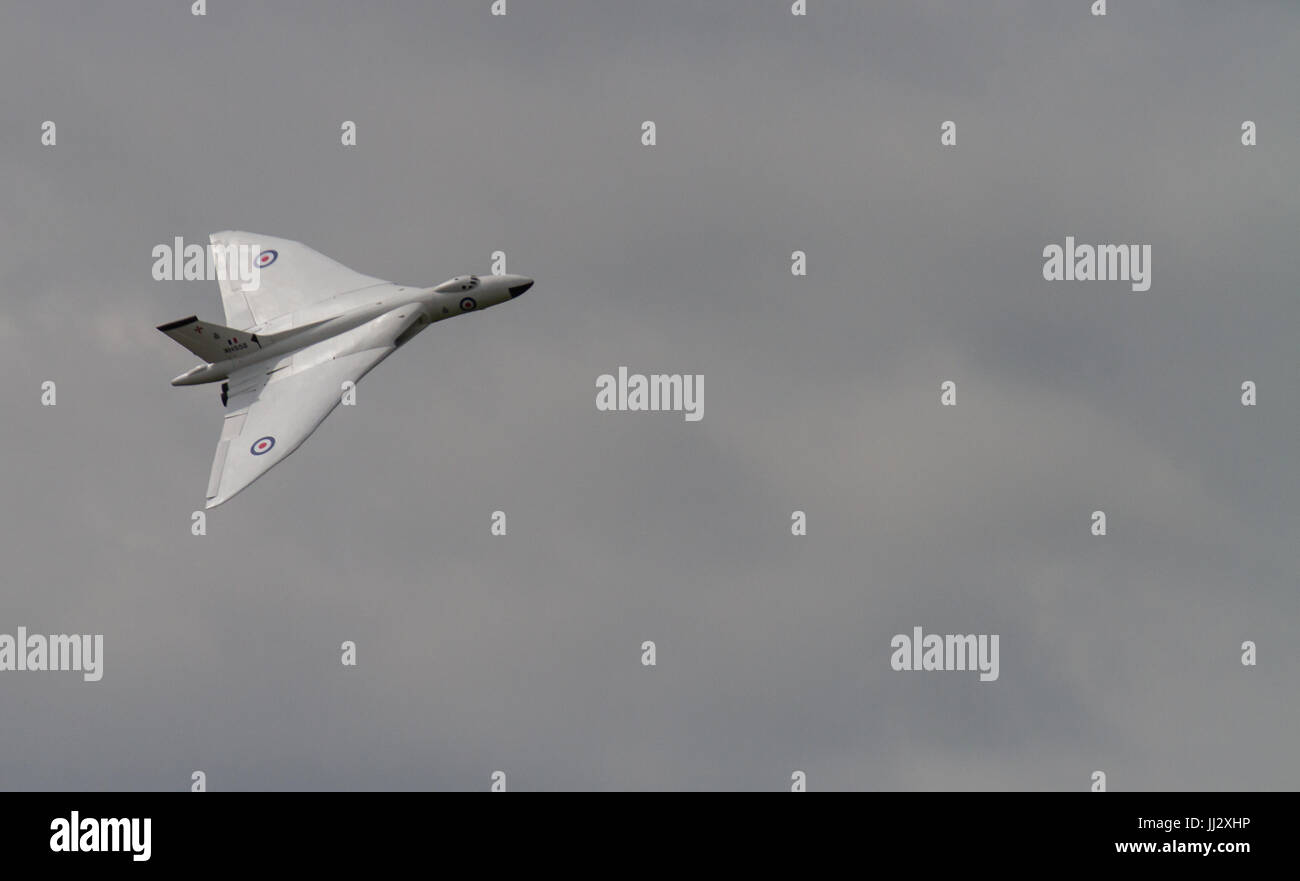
top-left (435, 275), bottom-right (480, 293)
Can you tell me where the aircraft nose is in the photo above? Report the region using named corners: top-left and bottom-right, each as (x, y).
top-left (508, 276), bottom-right (534, 298)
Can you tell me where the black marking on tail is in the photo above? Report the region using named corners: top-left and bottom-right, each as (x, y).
top-left (157, 315), bottom-right (198, 332)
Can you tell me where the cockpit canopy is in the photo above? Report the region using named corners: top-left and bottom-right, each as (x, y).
top-left (434, 275), bottom-right (480, 293)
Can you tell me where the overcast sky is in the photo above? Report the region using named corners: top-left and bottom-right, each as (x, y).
top-left (1, 1), bottom-right (1297, 790)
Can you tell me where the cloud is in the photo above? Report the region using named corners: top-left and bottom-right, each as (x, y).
top-left (0, 0), bottom-right (1296, 790)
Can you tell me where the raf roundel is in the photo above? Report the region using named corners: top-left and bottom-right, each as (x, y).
top-left (459, 296), bottom-right (477, 311)
top-left (250, 436), bottom-right (276, 456)
top-left (257, 249), bottom-right (278, 268)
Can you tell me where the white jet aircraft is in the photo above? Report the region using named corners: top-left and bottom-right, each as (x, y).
top-left (158, 231), bottom-right (533, 508)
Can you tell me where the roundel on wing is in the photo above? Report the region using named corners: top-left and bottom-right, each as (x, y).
top-left (257, 249), bottom-right (278, 268)
top-left (459, 297), bottom-right (477, 311)
top-left (250, 436), bottom-right (276, 455)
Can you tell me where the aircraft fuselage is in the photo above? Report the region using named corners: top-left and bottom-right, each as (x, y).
top-left (170, 273), bottom-right (533, 386)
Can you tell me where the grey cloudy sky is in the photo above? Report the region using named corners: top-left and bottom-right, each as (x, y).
top-left (1, 1), bottom-right (1296, 790)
